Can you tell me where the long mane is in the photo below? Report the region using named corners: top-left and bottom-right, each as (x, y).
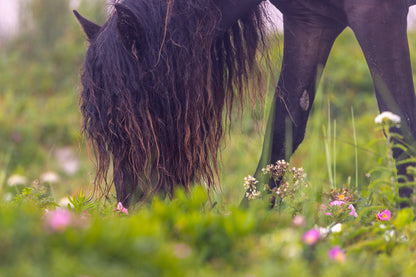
top-left (80, 0), bottom-right (269, 203)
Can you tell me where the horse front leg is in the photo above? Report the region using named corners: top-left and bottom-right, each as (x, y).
top-left (347, 1), bottom-right (416, 207)
top-left (255, 13), bottom-right (345, 187)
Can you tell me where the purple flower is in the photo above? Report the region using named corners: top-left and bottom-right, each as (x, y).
top-left (330, 200), bottom-right (345, 207)
top-left (302, 229), bottom-right (320, 245)
top-left (114, 202), bottom-right (129, 215)
top-left (292, 215), bottom-right (305, 227)
top-left (376, 209), bottom-right (391, 221)
top-left (328, 246), bottom-right (346, 263)
top-left (348, 204), bottom-right (358, 218)
top-left (44, 209), bottom-right (73, 232)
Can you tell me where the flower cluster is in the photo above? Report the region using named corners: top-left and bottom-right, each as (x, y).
top-left (301, 226), bottom-right (346, 263)
top-left (43, 209), bottom-right (88, 232)
top-left (327, 201), bottom-right (358, 218)
top-left (262, 160), bottom-right (289, 179)
top-left (322, 187), bottom-right (358, 218)
top-left (261, 160), bottom-right (307, 200)
top-left (326, 187), bottom-right (355, 202)
top-left (114, 202), bottom-right (129, 215)
top-left (7, 174), bottom-right (28, 187)
top-left (243, 175), bottom-right (261, 200)
top-left (374, 111), bottom-right (401, 126)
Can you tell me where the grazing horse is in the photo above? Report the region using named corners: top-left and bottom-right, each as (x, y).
top-left (76, 0), bottom-right (416, 207)
top-left (255, 0), bottom-right (416, 208)
top-left (75, 0), bottom-right (268, 206)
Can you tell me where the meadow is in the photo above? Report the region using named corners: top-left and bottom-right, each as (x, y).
top-left (1, 1), bottom-right (416, 276)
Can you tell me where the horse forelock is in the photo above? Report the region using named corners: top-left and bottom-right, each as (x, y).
top-left (80, 0), bottom-right (269, 201)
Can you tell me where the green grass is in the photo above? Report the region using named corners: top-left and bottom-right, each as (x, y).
top-left (1, 2), bottom-right (416, 275)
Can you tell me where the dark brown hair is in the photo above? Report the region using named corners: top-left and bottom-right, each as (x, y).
top-left (78, 0), bottom-right (268, 205)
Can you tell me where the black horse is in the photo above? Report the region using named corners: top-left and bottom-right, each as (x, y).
top-left (75, 0), bottom-right (416, 207)
top-left (255, 0), bottom-right (416, 208)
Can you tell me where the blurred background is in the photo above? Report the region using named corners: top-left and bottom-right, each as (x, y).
top-left (1, 0), bottom-right (416, 205)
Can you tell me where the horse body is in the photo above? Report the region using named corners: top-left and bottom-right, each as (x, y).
top-left (76, 0), bottom-right (416, 207)
top-left (254, 0), bottom-right (416, 207)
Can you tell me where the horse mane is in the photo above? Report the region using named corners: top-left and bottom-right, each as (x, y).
top-left (80, 0), bottom-right (269, 203)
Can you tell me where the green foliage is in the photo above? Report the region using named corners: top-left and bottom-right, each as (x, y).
top-left (2, 1), bottom-right (416, 275)
top-left (67, 189), bottom-right (97, 214)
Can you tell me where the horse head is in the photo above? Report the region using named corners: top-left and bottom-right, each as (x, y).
top-left (75, 0), bottom-right (268, 206)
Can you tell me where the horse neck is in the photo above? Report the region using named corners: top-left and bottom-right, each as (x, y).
top-left (218, 0), bottom-right (264, 30)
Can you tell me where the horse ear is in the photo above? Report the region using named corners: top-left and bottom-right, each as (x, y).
top-left (114, 3), bottom-right (145, 57)
top-left (73, 10), bottom-right (101, 40)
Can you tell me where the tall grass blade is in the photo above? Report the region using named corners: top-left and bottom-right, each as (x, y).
top-left (324, 102), bottom-right (334, 188)
top-left (351, 107), bottom-right (358, 189)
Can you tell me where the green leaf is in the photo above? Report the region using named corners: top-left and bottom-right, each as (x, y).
top-left (393, 208), bottom-right (414, 229)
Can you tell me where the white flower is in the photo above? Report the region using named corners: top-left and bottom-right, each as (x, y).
top-left (375, 111), bottom-right (401, 125)
top-left (7, 174), bottom-right (27, 186)
top-left (317, 223), bottom-right (342, 237)
top-left (40, 171), bottom-right (60, 184)
top-left (59, 197), bottom-right (74, 208)
top-left (316, 225), bottom-right (330, 237)
top-left (384, 230), bottom-right (395, 242)
top-left (331, 223), bottom-right (342, 233)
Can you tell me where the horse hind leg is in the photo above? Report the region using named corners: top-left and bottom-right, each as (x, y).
top-left (347, 1), bottom-right (416, 208)
top-left (255, 13), bottom-right (345, 188)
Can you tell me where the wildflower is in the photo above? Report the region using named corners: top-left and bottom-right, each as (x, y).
top-left (374, 111), bottom-right (401, 125)
top-left (81, 210), bottom-right (90, 219)
top-left (44, 209), bottom-right (73, 232)
top-left (348, 204), bottom-right (358, 218)
top-left (292, 215), bottom-right (305, 227)
top-left (114, 202), bottom-right (129, 215)
top-left (318, 226), bottom-right (330, 237)
top-left (59, 197), bottom-right (75, 209)
top-left (331, 223), bottom-right (342, 233)
top-left (40, 171), bottom-right (60, 184)
top-left (7, 174), bottom-right (27, 186)
top-left (328, 246), bottom-right (346, 263)
top-left (302, 229), bottom-right (320, 245)
top-left (245, 189), bottom-right (261, 200)
top-left (318, 223), bottom-right (342, 237)
top-left (243, 175), bottom-right (261, 200)
top-left (376, 209), bottom-right (391, 221)
top-left (330, 200), bottom-right (345, 206)
top-left (243, 175), bottom-right (258, 190)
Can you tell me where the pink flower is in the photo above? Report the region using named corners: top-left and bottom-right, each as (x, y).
top-left (302, 229), bottom-right (320, 245)
top-left (328, 246), bottom-right (346, 263)
top-left (292, 215), bottom-right (305, 227)
top-left (114, 202), bottom-right (129, 215)
top-left (348, 204), bottom-right (358, 218)
top-left (330, 200), bottom-right (346, 207)
top-left (81, 210), bottom-right (90, 219)
top-left (44, 209), bottom-right (73, 232)
top-left (376, 209), bottom-right (391, 221)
